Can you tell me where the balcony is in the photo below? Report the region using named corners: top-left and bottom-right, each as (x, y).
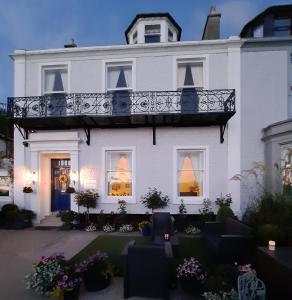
top-left (8, 89), bottom-right (235, 144)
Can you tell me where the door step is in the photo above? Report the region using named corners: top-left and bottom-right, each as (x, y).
top-left (35, 215), bottom-right (63, 230)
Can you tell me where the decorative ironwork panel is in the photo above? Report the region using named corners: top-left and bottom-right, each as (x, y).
top-left (7, 89), bottom-right (235, 118)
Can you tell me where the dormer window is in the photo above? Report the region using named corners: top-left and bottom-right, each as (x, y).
top-left (132, 31), bottom-right (138, 44)
top-left (274, 18), bottom-right (291, 37)
top-left (253, 24), bottom-right (263, 38)
top-left (144, 24), bottom-right (161, 43)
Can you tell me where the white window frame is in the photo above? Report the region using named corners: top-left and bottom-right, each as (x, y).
top-left (39, 62), bottom-right (70, 95)
top-left (102, 59), bottom-right (136, 93)
top-left (101, 146), bottom-right (136, 204)
top-left (173, 55), bottom-right (209, 90)
top-left (173, 146), bottom-right (209, 205)
top-left (144, 24), bottom-right (161, 43)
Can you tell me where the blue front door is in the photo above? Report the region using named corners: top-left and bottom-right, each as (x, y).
top-left (51, 159), bottom-right (71, 211)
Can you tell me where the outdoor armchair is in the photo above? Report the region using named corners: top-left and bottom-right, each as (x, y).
top-left (123, 241), bottom-right (173, 299)
top-left (203, 218), bottom-right (255, 263)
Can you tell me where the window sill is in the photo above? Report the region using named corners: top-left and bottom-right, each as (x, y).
top-left (101, 196), bottom-right (136, 204)
top-left (174, 197), bottom-right (205, 205)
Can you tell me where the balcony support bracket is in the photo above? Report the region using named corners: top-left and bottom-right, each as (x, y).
top-left (152, 118), bottom-right (156, 145)
top-left (220, 123), bottom-right (227, 144)
top-left (15, 124), bottom-right (29, 147)
top-left (84, 128), bottom-right (90, 146)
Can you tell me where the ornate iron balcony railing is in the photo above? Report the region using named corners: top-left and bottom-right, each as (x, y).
top-left (8, 89), bottom-right (235, 118)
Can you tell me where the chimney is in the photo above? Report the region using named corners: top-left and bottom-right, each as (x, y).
top-left (202, 6), bottom-right (221, 40)
top-left (64, 38), bottom-right (77, 48)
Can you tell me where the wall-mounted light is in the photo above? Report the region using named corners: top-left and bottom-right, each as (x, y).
top-left (70, 170), bottom-right (78, 186)
top-left (30, 171), bottom-right (37, 185)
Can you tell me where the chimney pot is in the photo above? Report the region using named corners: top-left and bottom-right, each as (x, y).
top-left (64, 38), bottom-right (77, 48)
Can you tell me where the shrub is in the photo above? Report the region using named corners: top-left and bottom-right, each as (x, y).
top-left (1, 204), bottom-right (35, 229)
top-left (140, 188), bottom-right (169, 213)
top-left (199, 199), bottom-right (214, 224)
top-left (59, 210), bottom-right (76, 224)
top-left (184, 225), bottom-right (200, 235)
top-left (1, 203), bottom-right (18, 214)
top-left (243, 193), bottom-right (292, 228)
top-left (216, 206), bottom-right (234, 223)
top-left (74, 190), bottom-right (99, 214)
top-left (118, 224), bottom-right (133, 233)
top-left (257, 223), bottom-right (286, 246)
top-left (177, 257), bottom-right (207, 284)
top-left (215, 194), bottom-right (232, 207)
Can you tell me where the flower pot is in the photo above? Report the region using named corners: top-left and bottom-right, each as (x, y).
top-left (141, 227), bottom-right (150, 236)
top-left (64, 285), bottom-right (80, 300)
top-left (180, 278), bottom-right (204, 296)
top-left (83, 266), bottom-right (110, 291)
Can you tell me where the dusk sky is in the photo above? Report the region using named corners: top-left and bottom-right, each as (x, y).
top-left (0, 0), bottom-right (287, 101)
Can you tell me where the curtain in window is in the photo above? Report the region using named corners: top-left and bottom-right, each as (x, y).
top-left (177, 63), bottom-right (203, 88)
top-left (178, 151), bottom-right (203, 196)
top-left (106, 151), bottom-right (132, 196)
top-left (107, 66), bottom-right (132, 90)
top-left (111, 67), bottom-right (132, 115)
top-left (44, 69), bottom-right (67, 93)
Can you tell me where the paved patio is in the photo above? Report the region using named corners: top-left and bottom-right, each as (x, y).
top-left (0, 229), bottom-right (198, 300)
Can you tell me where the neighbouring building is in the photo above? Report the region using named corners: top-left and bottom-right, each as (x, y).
top-left (0, 103), bottom-right (13, 207)
top-left (6, 5), bottom-right (292, 222)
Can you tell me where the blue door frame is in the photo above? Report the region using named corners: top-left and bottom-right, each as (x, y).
top-left (51, 159), bottom-right (71, 212)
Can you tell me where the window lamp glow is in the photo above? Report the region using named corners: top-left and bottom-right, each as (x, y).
top-left (106, 151), bottom-right (132, 197)
top-left (177, 150), bottom-right (204, 197)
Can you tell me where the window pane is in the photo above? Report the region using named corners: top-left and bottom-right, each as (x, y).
top-left (274, 18), bottom-right (290, 27)
top-left (177, 150), bottom-right (204, 197)
top-left (253, 24), bottom-right (263, 37)
top-left (274, 29), bottom-right (290, 37)
top-left (168, 29), bottom-right (174, 42)
top-left (177, 63), bottom-right (203, 88)
top-left (106, 151), bottom-right (132, 196)
top-left (44, 69), bottom-right (67, 93)
top-left (145, 24), bottom-right (160, 34)
top-left (145, 35), bottom-right (160, 43)
top-left (107, 66), bottom-right (132, 90)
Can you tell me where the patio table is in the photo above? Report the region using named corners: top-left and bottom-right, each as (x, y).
top-left (153, 235), bottom-right (179, 257)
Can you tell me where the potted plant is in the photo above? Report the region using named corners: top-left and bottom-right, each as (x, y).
top-left (66, 186), bottom-right (76, 194)
top-left (23, 186), bottom-right (33, 193)
top-left (59, 210), bottom-right (76, 230)
top-left (177, 257), bottom-right (207, 296)
top-left (74, 190), bottom-right (98, 225)
top-left (54, 264), bottom-right (83, 300)
top-left (140, 188), bottom-right (169, 213)
top-left (138, 220), bottom-right (151, 236)
top-left (25, 254), bottom-right (65, 296)
top-left (82, 250), bottom-right (114, 291)
top-left (215, 194), bottom-right (234, 223)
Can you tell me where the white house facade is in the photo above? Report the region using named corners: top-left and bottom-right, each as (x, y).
top-left (7, 8), bottom-right (292, 222)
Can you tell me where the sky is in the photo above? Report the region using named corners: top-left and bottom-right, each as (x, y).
top-left (0, 0), bottom-right (287, 101)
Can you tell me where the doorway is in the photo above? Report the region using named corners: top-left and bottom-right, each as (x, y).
top-left (51, 159), bottom-right (71, 211)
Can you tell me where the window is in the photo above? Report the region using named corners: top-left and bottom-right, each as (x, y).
top-left (274, 18), bottom-right (291, 37)
top-left (0, 176), bottom-right (9, 197)
top-left (168, 29), bottom-right (174, 42)
top-left (177, 61), bottom-right (203, 89)
top-left (176, 149), bottom-right (205, 198)
top-left (43, 66), bottom-right (68, 94)
top-left (132, 31), bottom-right (138, 44)
top-left (144, 24), bottom-right (161, 43)
top-left (106, 150), bottom-right (132, 197)
top-left (253, 24), bottom-right (263, 38)
top-left (106, 64), bottom-right (132, 91)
